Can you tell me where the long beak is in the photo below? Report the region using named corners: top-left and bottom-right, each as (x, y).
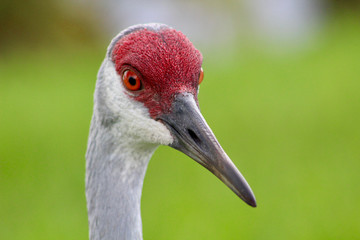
top-left (158, 93), bottom-right (256, 207)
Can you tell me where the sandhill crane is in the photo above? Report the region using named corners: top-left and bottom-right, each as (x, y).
top-left (86, 23), bottom-right (256, 240)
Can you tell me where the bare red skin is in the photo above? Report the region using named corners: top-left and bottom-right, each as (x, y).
top-left (112, 28), bottom-right (203, 119)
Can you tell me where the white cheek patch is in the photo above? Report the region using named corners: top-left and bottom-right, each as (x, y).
top-left (96, 58), bottom-right (173, 146)
top-left (115, 114), bottom-right (173, 146)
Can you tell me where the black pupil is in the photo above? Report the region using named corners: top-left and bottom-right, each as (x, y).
top-left (129, 76), bottom-right (137, 86)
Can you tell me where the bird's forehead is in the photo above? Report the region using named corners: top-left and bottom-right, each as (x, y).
top-left (111, 27), bottom-right (203, 90)
top-left (111, 27), bottom-right (202, 119)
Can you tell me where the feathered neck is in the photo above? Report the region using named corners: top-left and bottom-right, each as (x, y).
top-left (86, 114), bottom-right (157, 240)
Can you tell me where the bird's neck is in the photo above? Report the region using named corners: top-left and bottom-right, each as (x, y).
top-left (86, 116), bottom-right (157, 240)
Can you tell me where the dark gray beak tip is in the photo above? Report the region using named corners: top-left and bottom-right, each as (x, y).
top-left (245, 195), bottom-right (257, 208)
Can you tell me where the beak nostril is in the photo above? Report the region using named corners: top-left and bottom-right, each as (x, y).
top-left (187, 129), bottom-right (201, 145)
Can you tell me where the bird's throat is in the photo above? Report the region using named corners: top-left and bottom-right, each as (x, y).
top-left (86, 118), bottom-right (157, 240)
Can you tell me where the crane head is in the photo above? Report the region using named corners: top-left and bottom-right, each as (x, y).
top-left (97, 23), bottom-right (256, 207)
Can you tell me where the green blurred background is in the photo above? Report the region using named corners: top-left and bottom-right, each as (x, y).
top-left (1, 0), bottom-right (359, 239)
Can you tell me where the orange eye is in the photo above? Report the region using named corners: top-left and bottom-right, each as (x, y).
top-left (199, 67), bottom-right (204, 84)
top-left (122, 69), bottom-right (142, 91)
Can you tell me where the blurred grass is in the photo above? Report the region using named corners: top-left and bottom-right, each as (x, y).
top-left (1, 13), bottom-right (360, 240)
